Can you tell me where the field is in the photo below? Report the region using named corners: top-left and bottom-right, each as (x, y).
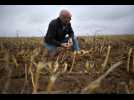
top-left (0, 35), bottom-right (134, 94)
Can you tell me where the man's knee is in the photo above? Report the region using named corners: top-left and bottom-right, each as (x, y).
top-left (44, 43), bottom-right (57, 55)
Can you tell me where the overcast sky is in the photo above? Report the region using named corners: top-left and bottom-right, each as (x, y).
top-left (0, 5), bottom-right (134, 37)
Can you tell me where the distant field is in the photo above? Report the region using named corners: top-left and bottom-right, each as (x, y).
top-left (79, 34), bottom-right (134, 40)
top-left (0, 35), bottom-right (134, 94)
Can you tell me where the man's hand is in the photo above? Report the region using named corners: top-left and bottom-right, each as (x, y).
top-left (61, 43), bottom-right (72, 49)
top-left (68, 38), bottom-right (73, 45)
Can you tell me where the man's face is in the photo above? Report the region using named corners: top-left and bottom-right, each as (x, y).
top-left (61, 16), bottom-right (71, 24)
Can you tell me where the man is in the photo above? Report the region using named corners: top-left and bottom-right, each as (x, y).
top-left (44, 9), bottom-right (80, 56)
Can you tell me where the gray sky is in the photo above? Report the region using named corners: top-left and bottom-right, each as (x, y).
top-left (0, 5), bottom-right (134, 37)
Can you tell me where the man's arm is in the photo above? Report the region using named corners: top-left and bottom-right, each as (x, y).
top-left (68, 23), bottom-right (74, 38)
top-left (45, 21), bottom-right (61, 46)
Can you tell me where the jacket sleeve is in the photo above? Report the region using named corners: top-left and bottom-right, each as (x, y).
top-left (45, 21), bottom-right (61, 46)
top-left (68, 23), bottom-right (74, 38)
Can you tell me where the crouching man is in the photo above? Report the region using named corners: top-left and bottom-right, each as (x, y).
top-left (44, 9), bottom-right (80, 57)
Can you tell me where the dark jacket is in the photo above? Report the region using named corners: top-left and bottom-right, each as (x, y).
top-left (44, 17), bottom-right (74, 46)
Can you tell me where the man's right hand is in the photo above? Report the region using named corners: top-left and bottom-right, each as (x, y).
top-left (60, 43), bottom-right (71, 49)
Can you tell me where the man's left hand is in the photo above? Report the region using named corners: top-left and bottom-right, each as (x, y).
top-left (68, 38), bottom-right (73, 46)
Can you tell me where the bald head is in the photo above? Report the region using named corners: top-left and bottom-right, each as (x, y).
top-left (59, 9), bottom-right (72, 17)
top-left (59, 9), bottom-right (72, 24)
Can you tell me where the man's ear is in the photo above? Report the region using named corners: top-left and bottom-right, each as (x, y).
top-left (60, 16), bottom-right (65, 22)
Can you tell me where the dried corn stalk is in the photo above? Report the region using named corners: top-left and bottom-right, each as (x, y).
top-left (127, 48), bottom-right (133, 73)
top-left (81, 61), bottom-right (122, 93)
top-left (46, 72), bottom-right (59, 93)
top-left (69, 52), bottom-right (76, 72)
top-left (101, 45), bottom-right (111, 70)
top-left (62, 62), bottom-right (68, 73)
